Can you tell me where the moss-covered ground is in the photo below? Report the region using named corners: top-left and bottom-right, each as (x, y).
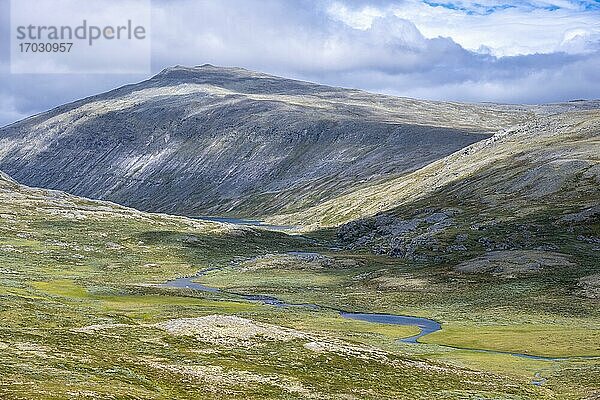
top-left (1, 178), bottom-right (597, 399)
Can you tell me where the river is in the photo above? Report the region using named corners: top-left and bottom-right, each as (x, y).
top-left (160, 267), bottom-right (442, 343)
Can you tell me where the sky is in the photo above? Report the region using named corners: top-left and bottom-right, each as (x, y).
top-left (1, 0), bottom-right (599, 127)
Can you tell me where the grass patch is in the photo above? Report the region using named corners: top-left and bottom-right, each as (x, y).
top-left (423, 323), bottom-right (600, 357)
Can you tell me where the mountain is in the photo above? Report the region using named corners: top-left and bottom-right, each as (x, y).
top-left (0, 65), bottom-right (526, 217)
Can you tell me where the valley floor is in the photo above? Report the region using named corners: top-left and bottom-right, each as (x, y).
top-left (1, 182), bottom-right (598, 399)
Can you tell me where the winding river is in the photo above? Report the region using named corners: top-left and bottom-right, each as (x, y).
top-left (182, 222), bottom-right (442, 343)
top-left (160, 267), bottom-right (443, 344)
top-left (160, 266), bottom-right (589, 365)
top-left (340, 312), bottom-right (442, 343)
top-left (158, 223), bottom-right (593, 388)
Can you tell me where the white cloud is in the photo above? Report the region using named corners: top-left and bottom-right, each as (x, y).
top-left (327, 0), bottom-right (600, 56)
top-left (0, 96), bottom-right (27, 126)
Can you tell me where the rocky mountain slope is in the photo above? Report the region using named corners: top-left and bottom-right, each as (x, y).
top-left (0, 65), bottom-right (527, 217)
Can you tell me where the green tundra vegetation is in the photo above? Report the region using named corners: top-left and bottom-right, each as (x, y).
top-left (0, 152), bottom-right (598, 400)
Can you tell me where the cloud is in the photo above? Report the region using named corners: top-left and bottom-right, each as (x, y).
top-left (147, 0), bottom-right (600, 102)
top-left (0, 94), bottom-right (27, 125)
top-left (0, 0), bottom-right (599, 127)
top-left (328, 0), bottom-right (600, 56)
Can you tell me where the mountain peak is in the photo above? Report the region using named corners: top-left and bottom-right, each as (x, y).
top-left (149, 64), bottom-right (329, 95)
top-left (153, 64), bottom-right (267, 81)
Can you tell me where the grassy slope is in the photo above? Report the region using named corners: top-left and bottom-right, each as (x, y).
top-left (0, 174), bottom-right (549, 399)
top-left (269, 110), bottom-right (600, 227)
top-left (199, 249), bottom-right (600, 397)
